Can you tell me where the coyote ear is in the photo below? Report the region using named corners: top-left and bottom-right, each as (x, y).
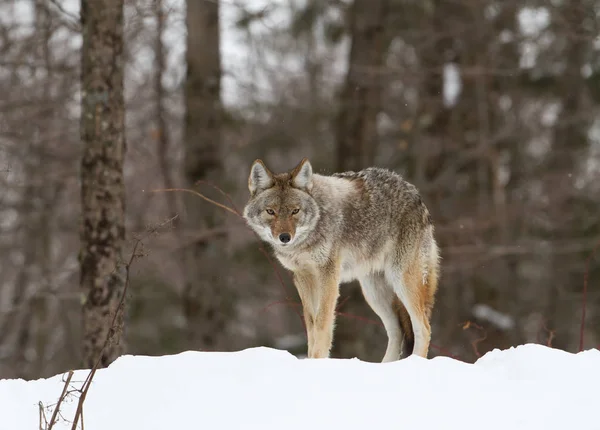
top-left (248, 159), bottom-right (273, 195)
top-left (291, 158), bottom-right (313, 192)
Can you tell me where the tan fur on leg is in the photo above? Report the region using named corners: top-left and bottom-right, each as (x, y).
top-left (401, 258), bottom-right (432, 358)
top-left (294, 272), bottom-right (317, 357)
top-left (295, 259), bottom-right (340, 359)
top-left (311, 277), bottom-right (340, 358)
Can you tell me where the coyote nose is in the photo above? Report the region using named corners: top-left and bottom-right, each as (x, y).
top-left (279, 233), bottom-right (291, 243)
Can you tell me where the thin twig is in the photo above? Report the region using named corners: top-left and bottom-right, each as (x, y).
top-left (195, 180), bottom-right (242, 213)
top-left (536, 316), bottom-right (556, 348)
top-left (151, 188), bottom-right (239, 216)
top-left (543, 322), bottom-right (555, 348)
top-left (335, 295), bottom-right (351, 311)
top-left (47, 370), bottom-right (74, 429)
top-left (39, 402), bottom-right (47, 430)
top-left (460, 321), bottom-right (487, 359)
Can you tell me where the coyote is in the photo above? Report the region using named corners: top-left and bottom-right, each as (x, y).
top-left (243, 158), bottom-right (440, 362)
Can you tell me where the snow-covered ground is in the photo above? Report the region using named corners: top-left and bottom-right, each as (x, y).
top-left (2, 344), bottom-right (599, 430)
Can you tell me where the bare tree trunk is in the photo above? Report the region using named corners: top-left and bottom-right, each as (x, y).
top-left (334, 0), bottom-right (388, 173)
top-left (79, 0), bottom-right (126, 369)
top-left (153, 0), bottom-right (177, 214)
top-left (331, 0), bottom-right (389, 361)
top-left (182, 0), bottom-right (233, 350)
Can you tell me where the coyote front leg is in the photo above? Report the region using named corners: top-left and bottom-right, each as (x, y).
top-left (294, 272), bottom-right (317, 357)
top-left (312, 268), bottom-right (340, 359)
top-left (294, 262), bottom-right (340, 359)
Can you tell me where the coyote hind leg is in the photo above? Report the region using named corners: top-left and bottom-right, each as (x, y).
top-left (359, 273), bottom-right (404, 362)
top-left (385, 261), bottom-right (433, 358)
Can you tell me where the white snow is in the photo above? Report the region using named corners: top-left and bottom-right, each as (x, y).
top-left (2, 344), bottom-right (599, 430)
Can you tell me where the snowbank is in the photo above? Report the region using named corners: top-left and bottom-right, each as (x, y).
top-left (2, 344), bottom-right (599, 430)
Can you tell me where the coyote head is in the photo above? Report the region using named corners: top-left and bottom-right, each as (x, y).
top-left (243, 158), bottom-right (320, 248)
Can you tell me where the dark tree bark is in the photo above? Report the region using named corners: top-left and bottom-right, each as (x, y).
top-left (331, 0), bottom-right (390, 361)
top-left (182, 0), bottom-right (232, 350)
top-left (79, 0), bottom-right (126, 369)
top-left (334, 0), bottom-right (389, 173)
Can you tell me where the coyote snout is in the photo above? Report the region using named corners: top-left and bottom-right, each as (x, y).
top-left (243, 158), bottom-right (440, 362)
top-left (278, 233), bottom-right (291, 243)
top-left (269, 211), bottom-right (297, 245)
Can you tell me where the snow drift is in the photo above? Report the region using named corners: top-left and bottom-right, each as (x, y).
top-left (2, 344), bottom-right (599, 430)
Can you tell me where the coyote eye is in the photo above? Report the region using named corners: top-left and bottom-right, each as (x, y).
top-left (291, 208), bottom-right (300, 215)
top-left (266, 209), bottom-right (275, 215)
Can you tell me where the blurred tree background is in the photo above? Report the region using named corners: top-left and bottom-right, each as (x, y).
top-left (0, 0), bottom-right (599, 379)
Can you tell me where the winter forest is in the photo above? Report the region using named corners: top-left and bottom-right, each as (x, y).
top-left (1, 0), bottom-right (599, 382)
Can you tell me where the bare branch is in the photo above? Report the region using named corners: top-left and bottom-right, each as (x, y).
top-left (47, 370), bottom-right (74, 430)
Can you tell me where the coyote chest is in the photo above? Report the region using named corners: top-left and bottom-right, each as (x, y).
top-left (277, 245), bottom-right (388, 284)
top-left (275, 244), bottom-right (331, 273)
